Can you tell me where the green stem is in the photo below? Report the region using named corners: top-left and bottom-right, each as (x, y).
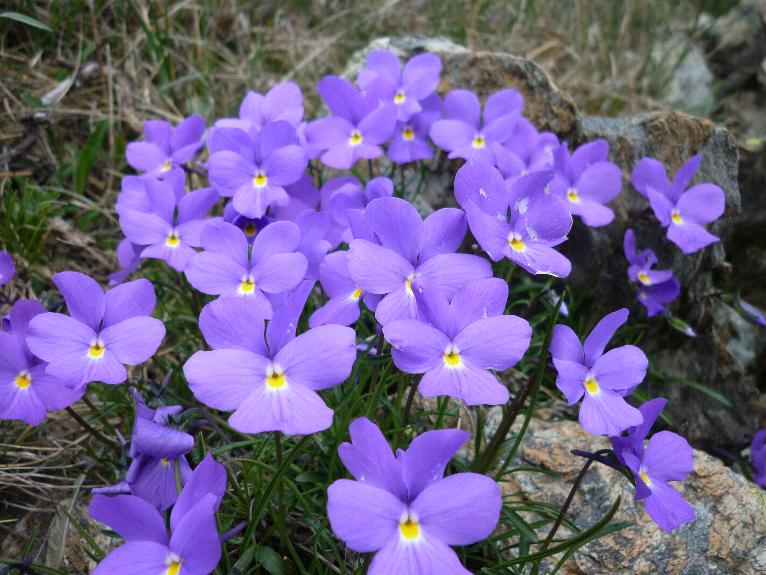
top-left (65, 406), bottom-right (119, 451)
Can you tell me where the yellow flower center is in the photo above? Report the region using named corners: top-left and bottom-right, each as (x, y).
top-left (402, 127), bottom-right (415, 141)
top-left (15, 370), bottom-right (32, 389)
top-left (394, 90), bottom-right (406, 104)
top-left (239, 277), bottom-right (256, 295)
top-left (639, 291), bottom-right (648, 300)
top-left (166, 232), bottom-right (181, 248)
top-left (472, 134), bottom-right (486, 149)
top-left (161, 160), bottom-right (173, 172)
top-left (160, 457), bottom-right (171, 465)
top-left (566, 188), bottom-right (580, 203)
top-left (253, 172), bottom-right (268, 188)
top-left (165, 560), bottom-right (181, 575)
top-left (640, 472), bottom-right (651, 487)
top-left (88, 341), bottom-right (105, 359)
top-left (583, 375), bottom-right (599, 394)
top-left (671, 209), bottom-right (683, 224)
top-left (508, 234), bottom-right (526, 252)
top-left (637, 271), bottom-right (651, 286)
top-left (266, 370), bottom-right (286, 390)
top-left (349, 130), bottom-right (363, 146)
top-left (405, 277), bottom-right (414, 295)
top-left (399, 518), bottom-right (421, 541)
top-left (351, 287), bottom-right (363, 300)
top-left (443, 350), bottom-right (461, 367)
top-left (243, 223), bottom-right (258, 237)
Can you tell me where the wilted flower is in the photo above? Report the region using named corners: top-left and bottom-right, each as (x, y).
top-left (126, 115), bottom-right (205, 178)
top-left (207, 122), bottom-right (307, 218)
top-left (632, 154), bottom-right (725, 254)
top-left (751, 429), bottom-right (766, 488)
top-left (358, 49), bottom-right (442, 122)
top-left (184, 291), bottom-right (356, 435)
top-left (185, 220), bottom-right (308, 317)
top-left (27, 272), bottom-right (165, 389)
top-left (0, 250), bottom-right (15, 286)
top-left (327, 418), bottom-right (501, 574)
top-left (305, 76), bottom-right (396, 169)
top-left (550, 308), bottom-right (646, 436)
top-left (90, 454), bottom-right (226, 575)
top-left (384, 277), bottom-right (530, 405)
top-left (0, 300), bottom-right (83, 425)
top-left (347, 196), bottom-right (492, 325)
top-left (430, 88), bottom-right (522, 165)
top-left (550, 140), bottom-right (622, 227)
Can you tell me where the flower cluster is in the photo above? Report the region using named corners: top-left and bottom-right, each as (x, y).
top-left (2, 46), bottom-right (755, 574)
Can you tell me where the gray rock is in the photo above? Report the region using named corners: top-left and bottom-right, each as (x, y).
top-left (662, 43), bottom-right (715, 116)
top-left (503, 419), bottom-right (766, 574)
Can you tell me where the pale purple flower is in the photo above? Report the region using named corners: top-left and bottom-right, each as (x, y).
top-left (89, 454), bottom-right (226, 575)
top-left (292, 210), bottom-right (333, 280)
top-left (632, 154), bottom-right (725, 254)
top-left (550, 140), bottom-right (622, 227)
top-left (388, 93), bottom-right (442, 164)
top-left (495, 129), bottom-right (558, 186)
top-left (623, 229), bottom-right (679, 317)
top-left (327, 418), bottom-right (501, 575)
top-left (347, 196), bottom-right (492, 325)
top-left (459, 164), bottom-right (573, 277)
top-left (184, 293), bottom-right (356, 435)
top-left (119, 179), bottom-right (220, 271)
top-left (384, 277), bottom-right (531, 405)
top-left (321, 175), bottom-right (394, 247)
top-left (358, 49), bottom-right (442, 122)
top-left (109, 239), bottom-right (144, 286)
top-left (430, 89), bottom-right (522, 165)
top-left (207, 122), bottom-right (307, 218)
top-left (0, 250), bottom-right (15, 286)
top-left (304, 76), bottom-right (396, 169)
top-left (126, 115), bottom-right (205, 178)
top-left (26, 272), bottom-right (165, 389)
top-left (310, 250), bottom-right (380, 328)
top-left (550, 308), bottom-right (646, 436)
top-left (116, 170), bottom-right (185, 217)
top-left (751, 429), bottom-right (766, 487)
top-left (213, 82), bottom-right (303, 133)
top-left (0, 300), bottom-right (83, 425)
top-left (124, 390), bottom-right (194, 510)
top-left (186, 220), bottom-right (307, 316)
top-left (611, 399), bottom-right (695, 531)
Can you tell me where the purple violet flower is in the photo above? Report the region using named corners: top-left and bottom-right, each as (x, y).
top-left (347, 196), bottom-right (492, 325)
top-left (458, 164), bottom-right (573, 277)
top-left (611, 398), bottom-right (695, 531)
top-left (26, 272), bottom-right (165, 389)
top-left (184, 293), bottom-right (356, 435)
top-left (357, 49), bottom-right (442, 122)
top-left (310, 250), bottom-right (380, 328)
top-left (185, 221), bottom-right (308, 317)
top-left (321, 175), bottom-right (394, 247)
top-left (550, 140), bottom-right (622, 227)
top-left (119, 179), bottom-right (220, 272)
top-left (388, 93), bottom-right (442, 164)
top-left (751, 429), bottom-right (766, 487)
top-left (124, 389), bottom-right (194, 510)
top-left (213, 82), bottom-right (304, 133)
top-left (126, 115), bottom-right (206, 178)
top-left (550, 308), bottom-right (647, 436)
top-left (109, 239), bottom-right (144, 286)
top-left (207, 122), bottom-right (307, 219)
top-left (304, 76), bottom-right (396, 169)
top-left (89, 454), bottom-right (226, 575)
top-left (0, 299), bottom-right (83, 425)
top-left (429, 89), bottom-right (522, 165)
top-left (495, 129), bottom-right (558, 186)
top-left (327, 418), bottom-right (501, 574)
top-left (384, 277), bottom-right (531, 405)
top-left (623, 229), bottom-right (680, 317)
top-left (0, 250), bottom-right (15, 285)
top-left (632, 154), bottom-right (725, 254)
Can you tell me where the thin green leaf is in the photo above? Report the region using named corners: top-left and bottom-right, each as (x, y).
top-left (0, 11), bottom-right (51, 32)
